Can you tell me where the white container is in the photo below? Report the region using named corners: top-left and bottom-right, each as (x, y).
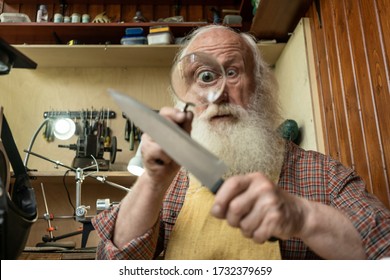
top-left (0, 13), bottom-right (31, 22)
top-left (36, 5), bottom-right (48, 22)
top-left (121, 37), bottom-right (147, 45)
top-left (147, 32), bottom-right (173, 45)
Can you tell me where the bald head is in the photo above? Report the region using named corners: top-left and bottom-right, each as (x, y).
top-left (187, 27), bottom-right (251, 54)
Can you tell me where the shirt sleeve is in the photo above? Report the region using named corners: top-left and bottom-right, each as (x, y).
top-left (329, 160), bottom-right (390, 259)
top-left (92, 204), bottom-right (160, 260)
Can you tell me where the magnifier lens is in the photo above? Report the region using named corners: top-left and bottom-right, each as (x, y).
top-left (171, 52), bottom-right (226, 107)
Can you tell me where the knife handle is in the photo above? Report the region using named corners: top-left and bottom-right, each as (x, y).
top-left (210, 178), bottom-right (224, 194)
top-left (268, 237), bottom-right (280, 242)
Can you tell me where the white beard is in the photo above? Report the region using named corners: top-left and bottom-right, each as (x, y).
top-left (191, 102), bottom-right (285, 183)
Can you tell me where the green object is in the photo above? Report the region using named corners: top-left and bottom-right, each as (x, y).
top-left (251, 0), bottom-right (260, 15)
top-left (278, 119), bottom-right (299, 143)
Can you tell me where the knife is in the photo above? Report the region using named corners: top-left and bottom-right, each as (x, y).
top-left (108, 89), bottom-right (228, 194)
top-left (109, 89), bottom-right (280, 242)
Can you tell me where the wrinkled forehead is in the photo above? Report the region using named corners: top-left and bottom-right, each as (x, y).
top-left (185, 28), bottom-right (254, 67)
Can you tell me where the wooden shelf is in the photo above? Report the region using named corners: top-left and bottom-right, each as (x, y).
top-left (13, 43), bottom-right (285, 68)
top-left (0, 22), bottom-right (243, 45)
top-left (15, 44), bottom-right (179, 67)
top-left (250, 0), bottom-right (313, 42)
top-left (2, 0), bottom-right (316, 44)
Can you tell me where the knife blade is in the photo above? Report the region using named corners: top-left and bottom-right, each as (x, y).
top-left (108, 89), bottom-right (228, 194)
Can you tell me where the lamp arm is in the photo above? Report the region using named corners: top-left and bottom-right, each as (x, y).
top-left (23, 149), bottom-right (75, 171)
top-left (93, 175), bottom-right (130, 192)
top-left (24, 118), bottom-right (50, 168)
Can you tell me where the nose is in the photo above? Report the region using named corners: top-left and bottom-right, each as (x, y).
top-left (212, 89), bottom-right (229, 104)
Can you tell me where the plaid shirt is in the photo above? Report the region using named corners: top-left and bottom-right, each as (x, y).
top-left (92, 141), bottom-right (390, 259)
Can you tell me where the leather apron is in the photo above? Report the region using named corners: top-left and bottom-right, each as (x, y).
top-left (164, 175), bottom-right (281, 260)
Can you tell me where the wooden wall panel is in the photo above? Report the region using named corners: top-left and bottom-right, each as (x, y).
top-left (322, 1), bottom-right (353, 167)
top-left (307, 0), bottom-right (390, 208)
top-left (342, 0), bottom-right (387, 201)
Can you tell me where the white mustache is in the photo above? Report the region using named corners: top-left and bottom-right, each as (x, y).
top-left (199, 103), bottom-right (246, 120)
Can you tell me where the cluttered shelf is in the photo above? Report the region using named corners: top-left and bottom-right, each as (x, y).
top-left (13, 42), bottom-right (286, 67)
top-left (1, 0), bottom-right (315, 44)
top-left (0, 22), bottom-right (243, 45)
top-left (0, 0), bottom-right (248, 44)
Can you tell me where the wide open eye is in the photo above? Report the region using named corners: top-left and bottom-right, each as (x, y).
top-left (226, 68), bottom-right (238, 78)
top-left (171, 52), bottom-right (226, 105)
top-left (197, 70), bottom-right (217, 84)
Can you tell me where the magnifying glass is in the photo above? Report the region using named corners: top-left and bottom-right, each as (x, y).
top-left (170, 52), bottom-right (226, 111)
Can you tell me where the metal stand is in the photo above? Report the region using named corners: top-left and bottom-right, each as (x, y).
top-left (24, 149), bottom-right (129, 248)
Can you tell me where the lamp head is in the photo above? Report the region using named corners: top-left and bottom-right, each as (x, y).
top-left (53, 118), bottom-right (76, 140)
top-left (127, 142), bottom-right (144, 176)
top-left (127, 157), bottom-right (144, 176)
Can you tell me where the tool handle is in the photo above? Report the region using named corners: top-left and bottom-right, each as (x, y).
top-left (210, 178), bottom-right (224, 194)
top-left (268, 237), bottom-right (280, 242)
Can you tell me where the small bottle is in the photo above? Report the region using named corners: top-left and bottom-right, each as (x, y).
top-left (36, 5), bottom-right (48, 22)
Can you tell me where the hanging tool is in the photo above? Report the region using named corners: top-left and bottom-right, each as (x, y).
top-left (124, 114), bottom-right (142, 151)
top-left (43, 118), bottom-right (54, 142)
top-left (124, 117), bottom-right (131, 141)
top-left (124, 114), bottom-right (135, 150)
top-left (104, 108), bottom-right (111, 148)
top-left (129, 119), bottom-right (135, 151)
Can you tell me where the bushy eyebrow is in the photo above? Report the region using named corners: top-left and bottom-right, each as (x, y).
top-left (220, 54), bottom-right (245, 68)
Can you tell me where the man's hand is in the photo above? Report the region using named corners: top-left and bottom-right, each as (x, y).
top-left (210, 172), bottom-right (366, 259)
top-left (210, 172), bottom-right (307, 243)
top-left (140, 107), bottom-right (193, 191)
top-left (114, 106), bottom-right (193, 248)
